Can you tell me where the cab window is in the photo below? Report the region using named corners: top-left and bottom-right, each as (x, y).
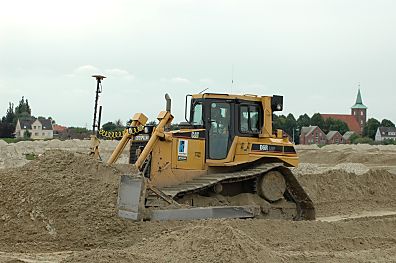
top-left (191, 103), bottom-right (203, 125)
top-left (239, 104), bottom-right (260, 133)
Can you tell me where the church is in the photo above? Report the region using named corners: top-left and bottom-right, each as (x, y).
top-left (321, 89), bottom-right (367, 134)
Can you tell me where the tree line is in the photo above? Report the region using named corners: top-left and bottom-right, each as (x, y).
top-left (2, 98), bottom-right (395, 144)
top-left (273, 113), bottom-right (395, 144)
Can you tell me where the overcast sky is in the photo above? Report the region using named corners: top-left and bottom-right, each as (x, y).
top-left (1, 0), bottom-right (395, 127)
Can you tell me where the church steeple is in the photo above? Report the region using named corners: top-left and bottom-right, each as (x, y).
top-left (351, 86), bottom-right (367, 134)
top-left (351, 88), bottom-right (367, 109)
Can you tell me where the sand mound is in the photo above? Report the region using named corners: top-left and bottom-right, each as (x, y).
top-left (297, 144), bottom-right (396, 165)
top-left (62, 221), bottom-right (283, 263)
top-left (297, 169), bottom-right (396, 216)
top-left (293, 162), bottom-right (369, 175)
top-left (0, 139), bottom-right (129, 169)
top-left (0, 150), bottom-right (139, 251)
top-left (133, 221), bottom-right (283, 263)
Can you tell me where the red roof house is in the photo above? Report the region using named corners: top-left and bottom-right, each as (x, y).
top-left (53, 124), bottom-right (67, 133)
top-left (321, 89), bottom-right (367, 134)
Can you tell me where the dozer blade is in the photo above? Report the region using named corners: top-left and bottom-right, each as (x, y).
top-left (150, 206), bottom-right (260, 221)
top-left (117, 174), bottom-right (261, 221)
top-left (117, 175), bottom-right (146, 221)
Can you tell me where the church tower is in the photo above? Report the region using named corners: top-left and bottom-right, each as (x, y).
top-left (351, 88), bottom-right (367, 133)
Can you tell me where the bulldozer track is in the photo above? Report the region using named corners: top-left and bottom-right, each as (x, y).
top-left (160, 163), bottom-right (316, 220)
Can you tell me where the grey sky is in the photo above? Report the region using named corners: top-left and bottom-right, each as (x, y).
top-left (1, 0), bottom-right (395, 127)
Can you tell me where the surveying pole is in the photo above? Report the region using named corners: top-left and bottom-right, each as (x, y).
top-left (92, 75), bottom-right (106, 134)
top-left (90, 75), bottom-right (106, 160)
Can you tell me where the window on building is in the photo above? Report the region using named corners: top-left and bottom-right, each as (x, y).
top-left (361, 111), bottom-right (363, 116)
top-left (42, 132), bottom-right (45, 136)
top-left (35, 132), bottom-right (38, 136)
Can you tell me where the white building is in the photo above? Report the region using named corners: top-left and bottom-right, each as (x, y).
top-left (375, 127), bottom-right (396, 142)
top-left (15, 118), bottom-right (54, 140)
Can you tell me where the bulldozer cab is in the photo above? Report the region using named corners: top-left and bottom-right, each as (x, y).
top-left (186, 94), bottom-right (267, 161)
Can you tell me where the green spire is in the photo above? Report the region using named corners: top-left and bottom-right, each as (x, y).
top-left (355, 89), bottom-right (363, 104)
top-left (351, 88), bottom-right (367, 109)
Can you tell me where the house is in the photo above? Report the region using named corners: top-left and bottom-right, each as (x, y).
top-left (375, 127), bottom-right (396, 142)
top-left (53, 124), bottom-right (67, 138)
top-left (15, 118), bottom-right (54, 140)
top-left (343, 131), bottom-right (355, 144)
top-left (326, 131), bottom-right (344, 144)
top-left (299, 126), bottom-right (327, 145)
top-left (321, 89), bottom-right (367, 134)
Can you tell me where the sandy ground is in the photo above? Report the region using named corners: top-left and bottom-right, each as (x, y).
top-left (0, 139), bottom-right (128, 169)
top-left (0, 141), bottom-right (396, 262)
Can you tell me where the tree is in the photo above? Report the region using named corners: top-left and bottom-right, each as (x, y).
top-left (349, 133), bottom-right (360, 144)
top-left (0, 97), bottom-right (33, 138)
top-left (0, 103), bottom-right (16, 138)
top-left (353, 136), bottom-right (374, 144)
top-left (101, 120), bottom-right (124, 132)
top-left (381, 119), bottom-right (395, 128)
top-left (102, 122), bottom-right (117, 131)
top-left (14, 96), bottom-right (32, 121)
top-left (4, 103), bottom-right (15, 124)
top-left (383, 139), bottom-right (396, 145)
top-left (0, 121), bottom-right (15, 138)
top-left (323, 118), bottom-right (349, 134)
top-left (23, 129), bottom-right (31, 139)
top-left (285, 113), bottom-right (297, 135)
top-left (296, 114), bottom-right (311, 129)
top-left (147, 120), bottom-right (158, 126)
top-left (310, 113), bottom-right (325, 128)
top-left (115, 119), bottom-right (124, 127)
top-left (363, 118), bottom-right (380, 140)
top-left (272, 114), bottom-right (287, 131)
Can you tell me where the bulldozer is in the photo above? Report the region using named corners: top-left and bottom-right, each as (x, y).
top-left (108, 93), bottom-right (315, 221)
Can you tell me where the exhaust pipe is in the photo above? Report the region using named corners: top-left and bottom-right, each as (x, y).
top-left (165, 93), bottom-right (171, 112)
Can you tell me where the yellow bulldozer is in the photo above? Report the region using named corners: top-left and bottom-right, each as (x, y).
top-left (108, 93), bottom-right (315, 221)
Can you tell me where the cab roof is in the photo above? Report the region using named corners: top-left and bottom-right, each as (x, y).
top-left (191, 93), bottom-right (272, 102)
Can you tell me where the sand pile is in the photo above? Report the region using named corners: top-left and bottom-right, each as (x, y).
top-left (293, 162), bottom-right (370, 175)
top-left (296, 144), bottom-right (396, 165)
top-left (61, 221), bottom-right (283, 263)
top-left (298, 148), bottom-right (396, 165)
top-left (0, 139), bottom-right (129, 169)
top-left (297, 169), bottom-right (396, 216)
top-left (0, 150), bottom-right (142, 252)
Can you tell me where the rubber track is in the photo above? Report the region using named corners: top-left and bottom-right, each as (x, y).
top-left (160, 162), bottom-right (316, 220)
